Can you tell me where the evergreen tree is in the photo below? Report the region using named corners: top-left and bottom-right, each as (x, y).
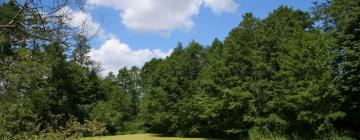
top-left (328, 0), bottom-right (360, 134)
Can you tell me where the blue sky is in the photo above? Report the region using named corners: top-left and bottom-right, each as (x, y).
top-left (66, 0), bottom-right (323, 75)
top-left (89, 0), bottom-right (320, 49)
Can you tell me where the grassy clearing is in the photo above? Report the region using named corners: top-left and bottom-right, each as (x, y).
top-left (81, 133), bottom-right (209, 140)
top-left (82, 132), bottom-right (355, 140)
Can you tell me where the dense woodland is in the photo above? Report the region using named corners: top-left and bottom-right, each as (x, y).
top-left (0, 0), bottom-right (360, 139)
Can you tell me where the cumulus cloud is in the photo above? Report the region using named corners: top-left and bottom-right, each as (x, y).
top-left (58, 6), bottom-right (104, 37)
top-left (58, 6), bottom-right (171, 75)
top-left (203, 0), bottom-right (238, 14)
top-left (89, 37), bottom-right (172, 75)
top-left (87, 0), bottom-right (238, 32)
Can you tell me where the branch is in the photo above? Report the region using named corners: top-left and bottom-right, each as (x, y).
top-left (0, 25), bottom-right (16, 28)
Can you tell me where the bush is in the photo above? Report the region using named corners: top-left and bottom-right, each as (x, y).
top-left (29, 116), bottom-right (107, 140)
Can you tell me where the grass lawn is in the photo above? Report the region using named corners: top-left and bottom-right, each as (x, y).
top-left (81, 133), bottom-right (210, 140)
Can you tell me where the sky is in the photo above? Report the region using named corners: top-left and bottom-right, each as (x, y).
top-left (62, 0), bottom-right (323, 75)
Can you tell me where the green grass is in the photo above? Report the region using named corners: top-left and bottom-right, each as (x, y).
top-left (81, 133), bottom-right (209, 140)
top-left (82, 132), bottom-right (355, 140)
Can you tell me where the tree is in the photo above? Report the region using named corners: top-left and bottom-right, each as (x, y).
top-left (72, 35), bottom-right (92, 66)
top-left (0, 1), bottom-right (22, 58)
top-left (139, 41), bottom-right (206, 136)
top-left (327, 0), bottom-right (360, 134)
top-left (117, 67), bottom-right (133, 92)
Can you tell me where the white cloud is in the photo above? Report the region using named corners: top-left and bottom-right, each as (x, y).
top-left (87, 0), bottom-right (238, 32)
top-left (89, 37), bottom-right (172, 75)
top-left (57, 6), bottom-right (172, 75)
top-left (58, 6), bottom-right (104, 37)
top-left (203, 0), bottom-right (238, 15)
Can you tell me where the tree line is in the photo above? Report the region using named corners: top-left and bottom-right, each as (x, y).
top-left (0, 0), bottom-right (359, 139)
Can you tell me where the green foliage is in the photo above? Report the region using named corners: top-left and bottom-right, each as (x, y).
top-left (29, 117), bottom-right (107, 140)
top-left (138, 4), bottom-right (357, 139)
top-left (0, 1), bottom-right (117, 139)
top-left (139, 41), bottom-right (206, 136)
top-left (87, 67), bottom-right (142, 135)
top-left (0, 1), bottom-right (22, 58)
top-left (89, 91), bottom-right (131, 134)
top-left (327, 0), bottom-right (360, 135)
top-left (1, 0), bottom-right (360, 139)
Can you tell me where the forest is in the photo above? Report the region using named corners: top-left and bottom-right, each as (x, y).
top-left (0, 0), bottom-right (359, 139)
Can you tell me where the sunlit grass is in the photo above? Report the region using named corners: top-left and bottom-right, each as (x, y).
top-left (82, 132), bottom-right (355, 140)
top-left (82, 133), bottom-right (209, 140)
